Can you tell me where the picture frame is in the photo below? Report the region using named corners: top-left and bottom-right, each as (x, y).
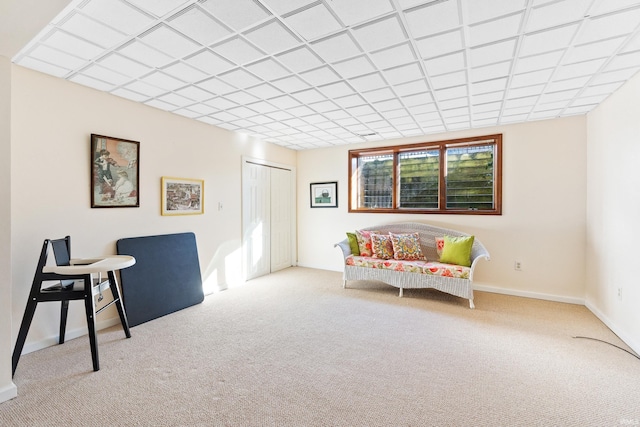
top-left (161, 177), bottom-right (204, 216)
top-left (310, 181), bottom-right (338, 208)
top-left (91, 134), bottom-right (140, 208)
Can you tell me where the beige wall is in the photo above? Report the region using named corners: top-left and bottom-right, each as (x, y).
top-left (10, 66), bottom-right (296, 355)
top-left (1, 56), bottom-right (18, 402)
top-left (297, 116), bottom-right (588, 302)
top-left (586, 72), bottom-right (640, 352)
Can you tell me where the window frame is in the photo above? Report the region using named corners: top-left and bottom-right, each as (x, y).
top-left (348, 134), bottom-right (502, 215)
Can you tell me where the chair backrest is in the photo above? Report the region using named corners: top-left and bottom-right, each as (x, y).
top-left (51, 237), bottom-right (70, 266)
top-left (50, 236), bottom-right (74, 287)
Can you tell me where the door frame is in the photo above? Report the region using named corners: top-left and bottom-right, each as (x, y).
top-left (241, 156), bottom-right (297, 281)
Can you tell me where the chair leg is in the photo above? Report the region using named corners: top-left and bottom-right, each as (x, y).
top-left (12, 297), bottom-right (38, 377)
top-left (59, 300), bottom-right (69, 344)
top-left (83, 275), bottom-right (99, 371)
top-left (108, 270), bottom-right (131, 338)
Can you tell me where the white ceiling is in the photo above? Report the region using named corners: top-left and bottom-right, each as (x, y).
top-left (11, 0), bottom-right (640, 150)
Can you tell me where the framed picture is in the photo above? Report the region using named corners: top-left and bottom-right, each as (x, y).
top-left (310, 181), bottom-right (338, 208)
top-left (91, 134), bottom-right (140, 208)
top-left (161, 177), bottom-right (204, 216)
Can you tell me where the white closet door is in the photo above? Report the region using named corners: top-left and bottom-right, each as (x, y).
top-left (270, 167), bottom-right (292, 272)
top-left (242, 162), bottom-right (271, 280)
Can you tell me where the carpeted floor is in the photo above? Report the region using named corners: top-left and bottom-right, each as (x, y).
top-left (3, 267), bottom-right (640, 426)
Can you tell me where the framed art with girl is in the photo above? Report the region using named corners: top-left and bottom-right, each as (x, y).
top-left (91, 134), bottom-right (140, 208)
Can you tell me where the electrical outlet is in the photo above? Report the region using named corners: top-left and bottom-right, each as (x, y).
top-left (514, 261), bottom-right (522, 271)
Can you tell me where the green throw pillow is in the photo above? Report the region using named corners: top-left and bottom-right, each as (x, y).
top-left (439, 235), bottom-right (474, 267)
top-left (346, 232), bottom-right (360, 256)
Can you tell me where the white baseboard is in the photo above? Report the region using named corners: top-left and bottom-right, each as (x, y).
top-left (0, 382), bottom-right (17, 404)
top-left (20, 317), bottom-right (120, 355)
top-left (584, 300), bottom-right (640, 356)
top-left (474, 284), bottom-right (585, 305)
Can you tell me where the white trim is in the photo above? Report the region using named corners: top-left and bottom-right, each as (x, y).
top-left (585, 300), bottom-right (640, 357)
top-left (473, 284), bottom-right (585, 305)
top-left (0, 382), bottom-right (17, 404)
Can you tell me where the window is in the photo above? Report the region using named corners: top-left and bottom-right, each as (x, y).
top-left (349, 134), bottom-right (502, 215)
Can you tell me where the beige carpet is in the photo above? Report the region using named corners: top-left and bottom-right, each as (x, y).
top-left (3, 267), bottom-right (640, 426)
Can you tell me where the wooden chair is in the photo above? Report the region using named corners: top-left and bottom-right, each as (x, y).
top-left (12, 236), bottom-right (131, 376)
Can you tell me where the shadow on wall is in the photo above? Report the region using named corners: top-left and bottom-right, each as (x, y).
top-left (201, 239), bottom-right (244, 294)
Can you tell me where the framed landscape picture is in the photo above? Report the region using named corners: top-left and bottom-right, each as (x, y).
top-left (161, 177), bottom-right (204, 216)
top-left (91, 134), bottom-right (140, 208)
top-left (310, 181), bottom-right (338, 208)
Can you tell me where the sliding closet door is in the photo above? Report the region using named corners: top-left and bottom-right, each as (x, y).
top-left (242, 159), bottom-right (294, 281)
top-left (270, 167), bottom-right (292, 273)
top-left (242, 162), bottom-right (271, 280)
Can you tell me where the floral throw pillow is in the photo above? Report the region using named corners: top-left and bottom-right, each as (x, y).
top-left (390, 233), bottom-right (425, 261)
top-left (371, 233), bottom-right (394, 259)
top-left (355, 229), bottom-right (377, 257)
top-left (435, 237), bottom-right (445, 257)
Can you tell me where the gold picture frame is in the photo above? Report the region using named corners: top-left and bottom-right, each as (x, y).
top-left (161, 177), bottom-right (204, 216)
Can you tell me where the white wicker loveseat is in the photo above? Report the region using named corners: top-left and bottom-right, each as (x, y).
top-left (335, 222), bottom-right (490, 308)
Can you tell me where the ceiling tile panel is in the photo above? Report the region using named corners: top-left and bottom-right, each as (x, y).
top-left (352, 15), bottom-right (407, 52)
top-left (370, 43), bottom-right (416, 70)
top-left (211, 37), bottom-right (265, 65)
top-left (404, 0), bottom-right (460, 38)
top-left (575, 8), bottom-right (640, 45)
top-left (284, 3), bottom-right (343, 41)
top-left (464, 0), bottom-right (527, 24)
top-left (218, 68), bottom-right (263, 89)
top-left (81, 0), bottom-right (154, 35)
top-left (245, 58), bottom-right (290, 80)
top-left (424, 52), bottom-right (465, 76)
top-left (125, 0), bottom-right (191, 18)
top-left (469, 13), bottom-right (523, 47)
top-left (310, 32), bottom-right (362, 63)
top-left (117, 39), bottom-right (174, 68)
top-left (98, 53), bottom-right (153, 77)
top-left (139, 24), bottom-right (200, 58)
top-left (184, 49), bottom-right (235, 75)
top-left (16, 0), bottom-right (640, 149)
top-left (200, 0), bottom-right (271, 32)
top-left (167, 6), bottom-right (232, 46)
top-left (328, 0), bottom-right (394, 26)
top-left (519, 24), bottom-right (579, 57)
top-left (526, 0), bottom-right (591, 32)
top-left (300, 66), bottom-right (341, 86)
top-left (244, 20), bottom-right (301, 53)
top-left (275, 46), bottom-right (324, 72)
top-left (60, 12), bottom-right (128, 48)
top-left (469, 38), bottom-right (517, 68)
top-left (333, 56), bottom-right (377, 79)
top-left (42, 30), bottom-right (105, 60)
top-left (348, 73), bottom-right (387, 92)
top-left (415, 30), bottom-right (464, 59)
top-left (162, 62), bottom-right (209, 82)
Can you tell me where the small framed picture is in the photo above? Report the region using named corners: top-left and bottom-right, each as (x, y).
top-left (161, 177), bottom-right (204, 216)
top-left (310, 181), bottom-right (338, 208)
top-left (91, 134), bottom-right (140, 208)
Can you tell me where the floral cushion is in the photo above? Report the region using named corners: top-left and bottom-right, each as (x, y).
top-left (423, 262), bottom-right (470, 279)
top-left (345, 256), bottom-right (470, 279)
top-left (355, 229), bottom-right (377, 257)
top-left (346, 255), bottom-right (427, 273)
top-left (390, 232), bottom-right (425, 261)
top-left (371, 233), bottom-right (394, 259)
